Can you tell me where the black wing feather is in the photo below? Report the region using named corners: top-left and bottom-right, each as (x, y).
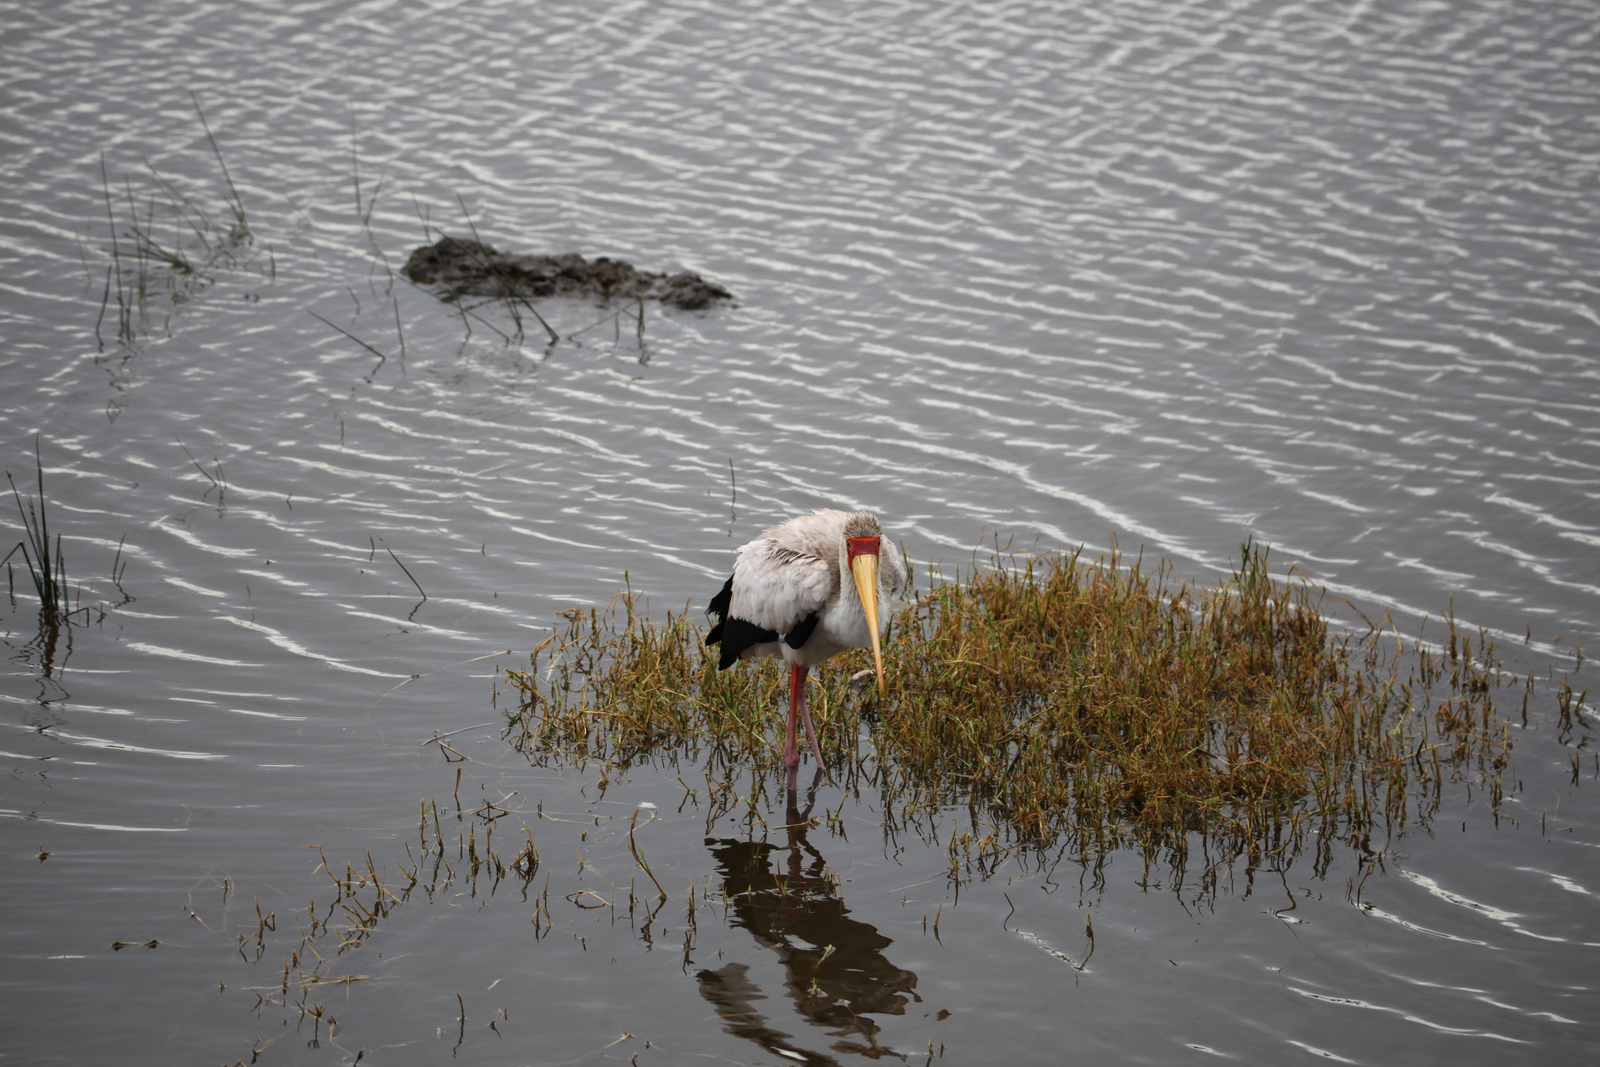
top-left (706, 574), bottom-right (734, 644)
top-left (715, 617), bottom-right (779, 670)
top-left (784, 612), bottom-right (820, 650)
top-left (706, 574), bottom-right (779, 669)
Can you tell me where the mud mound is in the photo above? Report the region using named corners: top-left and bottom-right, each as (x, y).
top-left (401, 237), bottom-right (733, 311)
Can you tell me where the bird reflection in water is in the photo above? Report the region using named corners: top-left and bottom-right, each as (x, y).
top-left (697, 771), bottom-right (919, 1064)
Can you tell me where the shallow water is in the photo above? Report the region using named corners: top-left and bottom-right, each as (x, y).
top-left (1, 0), bottom-right (1597, 1063)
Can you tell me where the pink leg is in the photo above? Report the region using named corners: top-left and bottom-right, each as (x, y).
top-left (796, 668), bottom-right (825, 770)
top-left (785, 663), bottom-right (804, 773)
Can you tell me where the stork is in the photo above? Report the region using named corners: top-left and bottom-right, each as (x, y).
top-left (706, 509), bottom-right (908, 776)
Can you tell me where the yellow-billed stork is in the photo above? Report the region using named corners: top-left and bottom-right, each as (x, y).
top-left (706, 510), bottom-right (908, 774)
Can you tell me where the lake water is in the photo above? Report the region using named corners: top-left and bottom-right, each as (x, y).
top-left (2, 0), bottom-right (1597, 1063)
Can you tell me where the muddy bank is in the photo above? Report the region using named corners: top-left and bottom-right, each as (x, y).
top-left (401, 237), bottom-right (733, 310)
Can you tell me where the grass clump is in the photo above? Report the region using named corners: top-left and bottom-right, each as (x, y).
top-left (4, 452), bottom-right (69, 619)
top-left (4, 438), bottom-right (131, 628)
top-left (505, 543), bottom-right (1532, 882)
top-left (93, 96), bottom-right (257, 350)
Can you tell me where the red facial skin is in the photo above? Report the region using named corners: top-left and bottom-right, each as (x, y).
top-left (846, 536), bottom-right (880, 566)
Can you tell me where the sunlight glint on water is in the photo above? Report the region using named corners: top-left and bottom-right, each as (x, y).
top-left (0, 0), bottom-right (1596, 1064)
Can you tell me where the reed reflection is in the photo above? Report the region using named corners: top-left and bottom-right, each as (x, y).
top-left (698, 771), bottom-right (918, 1065)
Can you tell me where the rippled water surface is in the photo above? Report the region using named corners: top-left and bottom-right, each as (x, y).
top-left (3, 0), bottom-right (1598, 1063)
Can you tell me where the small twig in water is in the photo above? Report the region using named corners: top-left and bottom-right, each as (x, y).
top-left (422, 722), bottom-right (496, 745)
top-left (362, 171), bottom-right (386, 231)
top-left (567, 302), bottom-right (644, 340)
top-left (628, 804), bottom-right (667, 901)
top-left (378, 536), bottom-right (427, 601)
top-left (175, 439), bottom-right (222, 492)
top-left (455, 195), bottom-right (558, 344)
top-left (391, 295), bottom-right (406, 359)
top-left (94, 265), bottom-right (112, 351)
top-left (190, 91), bottom-right (246, 229)
top-left (308, 310), bottom-right (388, 378)
top-left (347, 67), bottom-right (362, 216)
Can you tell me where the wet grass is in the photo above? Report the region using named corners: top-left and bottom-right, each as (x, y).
top-left (216, 543), bottom-right (1591, 1061)
top-left (93, 96), bottom-right (257, 350)
top-left (4, 442), bottom-right (69, 619)
top-left (3, 438), bottom-right (131, 628)
top-left (225, 771), bottom-right (569, 1059)
top-left (503, 542), bottom-right (1579, 886)
top-left (226, 768), bottom-right (744, 1063)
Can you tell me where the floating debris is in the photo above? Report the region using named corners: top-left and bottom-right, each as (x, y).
top-left (401, 237), bottom-right (734, 310)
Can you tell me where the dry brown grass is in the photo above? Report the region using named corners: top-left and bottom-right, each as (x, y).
top-left (504, 542), bottom-right (1531, 882)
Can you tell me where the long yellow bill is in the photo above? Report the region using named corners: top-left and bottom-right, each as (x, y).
top-left (850, 552), bottom-right (884, 696)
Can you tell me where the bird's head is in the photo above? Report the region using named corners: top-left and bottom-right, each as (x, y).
top-left (843, 514), bottom-right (886, 697)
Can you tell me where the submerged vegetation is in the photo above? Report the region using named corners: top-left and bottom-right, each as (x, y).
top-left (4, 452), bottom-right (71, 621)
top-left (91, 94), bottom-right (259, 351)
top-left (3, 438), bottom-right (130, 628)
top-left (504, 543), bottom-right (1573, 886)
top-left (226, 792), bottom-right (550, 1059)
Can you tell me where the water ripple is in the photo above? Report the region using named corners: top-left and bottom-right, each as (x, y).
top-left (3, 0), bottom-right (1599, 1061)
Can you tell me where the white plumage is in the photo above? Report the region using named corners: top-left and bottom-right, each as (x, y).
top-left (707, 509), bottom-right (908, 776)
